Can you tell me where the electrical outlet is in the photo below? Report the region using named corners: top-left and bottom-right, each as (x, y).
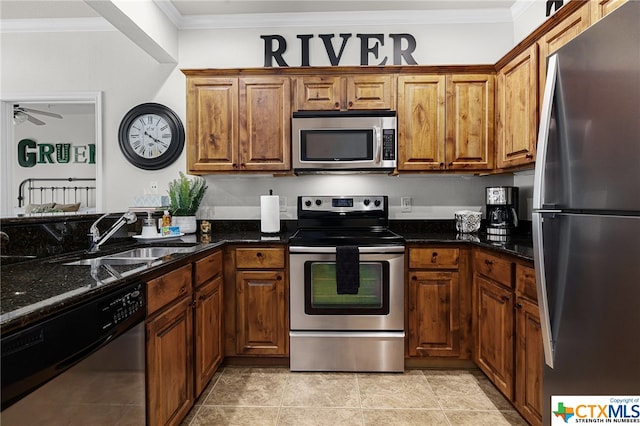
top-left (401, 196), bottom-right (412, 212)
top-left (150, 181), bottom-right (158, 194)
top-left (279, 196), bottom-right (287, 212)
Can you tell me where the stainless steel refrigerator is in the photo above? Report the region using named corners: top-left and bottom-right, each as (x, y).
top-left (533, 2), bottom-right (640, 425)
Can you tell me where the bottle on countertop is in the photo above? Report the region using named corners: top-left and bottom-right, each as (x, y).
top-left (161, 210), bottom-right (172, 227)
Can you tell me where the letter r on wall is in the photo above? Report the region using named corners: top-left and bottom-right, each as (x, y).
top-left (260, 35), bottom-right (289, 67)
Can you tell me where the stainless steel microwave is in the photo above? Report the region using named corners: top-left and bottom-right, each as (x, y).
top-left (292, 111), bottom-right (397, 174)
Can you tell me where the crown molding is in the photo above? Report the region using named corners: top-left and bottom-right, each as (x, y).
top-left (0, 17), bottom-right (114, 33)
top-left (153, 1), bottom-right (513, 30)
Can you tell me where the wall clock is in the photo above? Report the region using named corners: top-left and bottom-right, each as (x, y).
top-left (118, 103), bottom-right (185, 170)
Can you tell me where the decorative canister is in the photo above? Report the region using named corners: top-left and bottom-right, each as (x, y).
top-left (454, 210), bottom-right (482, 233)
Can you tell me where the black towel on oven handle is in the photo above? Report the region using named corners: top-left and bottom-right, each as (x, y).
top-left (336, 245), bottom-right (360, 294)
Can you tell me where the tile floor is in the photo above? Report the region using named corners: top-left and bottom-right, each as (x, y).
top-left (181, 367), bottom-right (529, 426)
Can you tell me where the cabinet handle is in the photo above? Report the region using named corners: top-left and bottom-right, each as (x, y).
top-left (431, 252), bottom-right (438, 263)
top-left (348, 101), bottom-right (353, 107)
top-left (240, 163), bottom-right (246, 169)
top-left (484, 259), bottom-right (494, 265)
top-left (526, 154), bottom-right (534, 159)
top-left (439, 162), bottom-right (444, 168)
top-left (277, 275), bottom-right (282, 281)
top-left (256, 252), bottom-right (263, 258)
top-left (232, 163), bottom-right (238, 169)
top-left (501, 295), bottom-right (510, 302)
top-left (448, 162), bottom-right (453, 167)
top-left (180, 286), bottom-right (186, 293)
top-left (334, 102), bottom-right (340, 109)
top-left (411, 275), bottom-right (417, 281)
top-left (515, 302), bottom-right (523, 309)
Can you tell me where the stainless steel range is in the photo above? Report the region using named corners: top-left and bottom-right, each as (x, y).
top-left (289, 195), bottom-right (405, 372)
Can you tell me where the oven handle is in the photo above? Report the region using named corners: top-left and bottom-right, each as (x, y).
top-left (289, 245), bottom-right (405, 254)
top-left (290, 331), bottom-right (405, 338)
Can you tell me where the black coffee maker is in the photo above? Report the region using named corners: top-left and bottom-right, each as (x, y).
top-left (485, 186), bottom-right (519, 237)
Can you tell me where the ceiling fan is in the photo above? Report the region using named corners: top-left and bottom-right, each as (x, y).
top-left (13, 104), bottom-right (63, 126)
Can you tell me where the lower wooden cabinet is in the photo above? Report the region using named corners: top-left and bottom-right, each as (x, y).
top-left (474, 274), bottom-right (514, 399)
top-left (236, 270), bottom-right (287, 355)
top-left (224, 245), bottom-right (288, 357)
top-left (514, 264), bottom-right (543, 426)
top-left (145, 250), bottom-right (224, 426)
top-left (408, 270), bottom-right (460, 357)
top-left (407, 246), bottom-right (471, 360)
top-left (193, 275), bottom-right (223, 395)
top-left (515, 296), bottom-right (543, 426)
top-left (146, 296), bottom-right (194, 426)
top-left (473, 249), bottom-right (542, 426)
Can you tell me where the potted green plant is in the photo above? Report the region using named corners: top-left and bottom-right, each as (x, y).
top-left (167, 172), bottom-right (207, 233)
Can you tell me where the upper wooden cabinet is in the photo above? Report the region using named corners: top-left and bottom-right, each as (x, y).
top-left (295, 74), bottom-right (394, 110)
top-left (445, 74), bottom-right (494, 170)
top-left (185, 75), bottom-right (291, 173)
top-left (591, 0), bottom-right (627, 23)
top-left (398, 74), bottom-right (493, 172)
top-left (538, 3), bottom-right (591, 103)
top-left (495, 45), bottom-right (539, 169)
top-left (397, 75), bottom-right (446, 171)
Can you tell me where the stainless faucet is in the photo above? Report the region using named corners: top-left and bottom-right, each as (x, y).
top-left (88, 211), bottom-right (137, 253)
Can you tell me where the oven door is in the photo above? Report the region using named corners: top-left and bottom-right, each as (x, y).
top-left (289, 246), bottom-right (404, 331)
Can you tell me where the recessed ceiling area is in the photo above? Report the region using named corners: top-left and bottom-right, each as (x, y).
top-left (0, 0), bottom-right (519, 21)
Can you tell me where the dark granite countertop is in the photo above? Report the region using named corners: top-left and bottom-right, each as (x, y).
top-left (1, 219), bottom-right (532, 336)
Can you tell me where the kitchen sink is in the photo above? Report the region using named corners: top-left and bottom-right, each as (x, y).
top-left (63, 245), bottom-right (197, 266)
top-left (110, 246), bottom-right (195, 259)
top-left (63, 257), bottom-right (157, 266)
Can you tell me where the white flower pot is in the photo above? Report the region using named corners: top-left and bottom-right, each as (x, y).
top-left (172, 215), bottom-right (197, 234)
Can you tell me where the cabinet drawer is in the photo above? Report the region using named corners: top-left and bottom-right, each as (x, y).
top-left (146, 264), bottom-right (192, 315)
top-left (516, 264), bottom-right (537, 302)
top-left (474, 250), bottom-right (513, 288)
top-left (236, 247), bottom-right (285, 269)
top-left (195, 250), bottom-right (223, 287)
top-left (409, 248), bottom-right (459, 269)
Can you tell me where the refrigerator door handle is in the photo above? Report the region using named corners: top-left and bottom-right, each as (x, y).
top-left (533, 212), bottom-right (555, 368)
top-left (533, 54), bottom-right (558, 211)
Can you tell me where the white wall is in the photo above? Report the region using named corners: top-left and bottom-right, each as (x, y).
top-left (2, 12), bottom-right (546, 220)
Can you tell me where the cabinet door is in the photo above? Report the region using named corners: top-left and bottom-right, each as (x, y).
top-left (538, 4), bottom-right (590, 104)
top-left (474, 275), bottom-right (514, 399)
top-left (591, 0), bottom-right (627, 23)
top-left (397, 75), bottom-right (446, 170)
top-left (445, 74), bottom-right (494, 170)
top-left (295, 76), bottom-right (342, 110)
top-left (236, 270), bottom-right (287, 355)
top-left (496, 45), bottom-right (538, 169)
top-left (515, 297), bottom-right (543, 426)
top-left (147, 296), bottom-right (194, 426)
top-left (239, 77), bottom-right (291, 171)
top-left (346, 75), bottom-right (394, 110)
top-left (194, 276), bottom-right (224, 396)
top-left (408, 271), bottom-right (460, 357)
top-left (186, 77), bottom-right (239, 172)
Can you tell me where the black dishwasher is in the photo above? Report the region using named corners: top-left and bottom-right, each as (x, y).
top-left (1, 281), bottom-right (146, 424)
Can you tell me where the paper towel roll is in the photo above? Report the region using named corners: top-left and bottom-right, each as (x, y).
top-left (260, 195), bottom-right (280, 233)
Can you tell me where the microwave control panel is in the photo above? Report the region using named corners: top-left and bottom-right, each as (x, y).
top-left (382, 129), bottom-right (396, 160)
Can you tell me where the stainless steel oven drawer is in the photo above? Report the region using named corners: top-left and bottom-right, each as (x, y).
top-left (289, 331), bottom-right (405, 372)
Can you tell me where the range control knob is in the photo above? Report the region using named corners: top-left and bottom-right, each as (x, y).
top-left (363, 199), bottom-right (370, 206)
top-left (315, 199), bottom-right (322, 206)
top-left (304, 200), bottom-right (312, 207)
top-left (374, 199), bottom-right (382, 207)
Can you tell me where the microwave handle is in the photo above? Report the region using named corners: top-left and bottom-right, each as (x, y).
top-left (374, 126), bottom-right (381, 164)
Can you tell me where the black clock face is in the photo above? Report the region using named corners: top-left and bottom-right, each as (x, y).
top-left (118, 103), bottom-right (184, 170)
